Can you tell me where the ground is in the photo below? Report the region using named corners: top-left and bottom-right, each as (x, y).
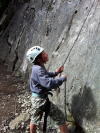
top-left (0, 62), bottom-right (25, 132)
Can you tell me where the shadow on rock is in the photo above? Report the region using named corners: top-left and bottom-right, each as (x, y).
top-left (70, 84), bottom-right (97, 133)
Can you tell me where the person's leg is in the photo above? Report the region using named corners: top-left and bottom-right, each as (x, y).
top-left (30, 123), bottom-right (37, 133)
top-left (59, 123), bottom-right (69, 133)
top-left (30, 96), bottom-right (47, 133)
top-left (49, 101), bottom-right (69, 133)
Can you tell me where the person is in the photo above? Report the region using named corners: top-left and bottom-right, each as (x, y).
top-left (26, 46), bottom-right (69, 133)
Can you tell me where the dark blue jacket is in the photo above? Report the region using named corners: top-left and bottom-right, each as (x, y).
top-left (30, 65), bottom-right (66, 94)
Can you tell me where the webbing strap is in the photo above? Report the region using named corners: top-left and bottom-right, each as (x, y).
top-left (43, 98), bottom-right (51, 133)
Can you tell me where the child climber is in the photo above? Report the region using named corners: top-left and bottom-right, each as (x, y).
top-left (26, 46), bottom-right (69, 133)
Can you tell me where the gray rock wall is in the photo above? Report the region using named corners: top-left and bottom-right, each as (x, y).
top-left (0, 0), bottom-right (100, 132)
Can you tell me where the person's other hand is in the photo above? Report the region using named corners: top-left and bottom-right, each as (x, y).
top-left (56, 66), bottom-right (64, 73)
top-left (61, 75), bottom-right (67, 80)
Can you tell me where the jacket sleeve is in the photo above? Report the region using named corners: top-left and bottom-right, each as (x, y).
top-left (37, 67), bottom-right (66, 89)
top-left (47, 71), bottom-right (59, 77)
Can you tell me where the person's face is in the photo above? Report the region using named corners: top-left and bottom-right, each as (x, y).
top-left (41, 51), bottom-right (49, 63)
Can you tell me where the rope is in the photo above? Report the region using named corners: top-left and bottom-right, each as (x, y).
top-left (62, 0), bottom-right (96, 66)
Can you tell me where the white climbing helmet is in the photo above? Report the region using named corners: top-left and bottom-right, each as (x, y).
top-left (26, 46), bottom-right (44, 63)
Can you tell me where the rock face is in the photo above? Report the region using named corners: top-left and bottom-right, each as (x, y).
top-left (0, 0), bottom-right (100, 132)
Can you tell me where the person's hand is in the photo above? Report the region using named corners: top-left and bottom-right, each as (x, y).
top-left (56, 66), bottom-right (64, 73)
top-left (61, 75), bottom-right (67, 80)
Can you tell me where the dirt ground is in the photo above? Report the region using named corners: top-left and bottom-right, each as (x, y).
top-left (0, 62), bottom-right (24, 132)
